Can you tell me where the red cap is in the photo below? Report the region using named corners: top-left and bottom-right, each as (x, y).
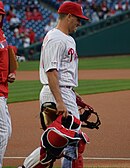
top-left (0, 1), bottom-right (5, 15)
top-left (58, 1), bottom-right (89, 21)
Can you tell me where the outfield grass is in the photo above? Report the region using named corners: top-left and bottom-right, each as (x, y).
top-left (8, 79), bottom-right (130, 103)
top-left (18, 61), bottom-right (39, 71)
top-left (7, 55), bottom-right (130, 103)
top-left (78, 55), bottom-right (130, 69)
top-left (17, 55), bottom-right (130, 71)
top-left (77, 79), bottom-right (130, 94)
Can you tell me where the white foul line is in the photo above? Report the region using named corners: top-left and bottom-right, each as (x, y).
top-left (4, 157), bottom-right (130, 161)
top-left (4, 157), bottom-right (26, 159)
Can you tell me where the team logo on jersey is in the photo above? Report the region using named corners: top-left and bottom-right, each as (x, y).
top-left (68, 48), bottom-right (78, 62)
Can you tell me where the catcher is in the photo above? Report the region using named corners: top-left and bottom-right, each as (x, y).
top-left (19, 2), bottom-right (101, 168)
top-left (18, 93), bottom-right (101, 168)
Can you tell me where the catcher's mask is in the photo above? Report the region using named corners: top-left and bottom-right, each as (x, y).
top-left (76, 94), bottom-right (101, 129)
top-left (80, 108), bottom-right (101, 129)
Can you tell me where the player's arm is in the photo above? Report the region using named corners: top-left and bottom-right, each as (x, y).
top-left (8, 45), bottom-right (18, 83)
top-left (46, 69), bottom-right (68, 118)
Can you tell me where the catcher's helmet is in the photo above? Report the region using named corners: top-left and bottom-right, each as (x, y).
top-left (0, 1), bottom-right (5, 15)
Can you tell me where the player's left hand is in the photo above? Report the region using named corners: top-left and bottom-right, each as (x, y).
top-left (8, 73), bottom-right (16, 83)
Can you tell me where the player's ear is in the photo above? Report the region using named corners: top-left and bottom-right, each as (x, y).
top-left (67, 13), bottom-right (72, 22)
top-left (68, 13), bottom-right (72, 19)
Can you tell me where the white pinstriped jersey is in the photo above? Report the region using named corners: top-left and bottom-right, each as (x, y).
top-left (39, 28), bottom-right (78, 87)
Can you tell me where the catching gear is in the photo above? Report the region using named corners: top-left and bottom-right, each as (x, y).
top-left (39, 99), bottom-right (100, 168)
top-left (8, 46), bottom-right (18, 73)
top-left (40, 102), bottom-right (81, 131)
top-left (40, 102), bottom-right (58, 130)
top-left (72, 138), bottom-right (86, 168)
top-left (76, 94), bottom-right (101, 129)
top-left (39, 102), bottom-right (90, 168)
top-left (22, 114), bottom-right (89, 168)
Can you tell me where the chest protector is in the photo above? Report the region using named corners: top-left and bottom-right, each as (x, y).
top-left (39, 115), bottom-right (89, 165)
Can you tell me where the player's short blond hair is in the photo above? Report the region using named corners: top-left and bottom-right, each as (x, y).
top-left (58, 13), bottom-right (68, 20)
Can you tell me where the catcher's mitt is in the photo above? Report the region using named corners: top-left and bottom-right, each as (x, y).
top-left (8, 46), bottom-right (18, 73)
top-left (76, 94), bottom-right (101, 129)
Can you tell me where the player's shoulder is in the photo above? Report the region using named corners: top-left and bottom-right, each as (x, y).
top-left (48, 28), bottom-right (64, 40)
top-left (44, 28), bottom-right (65, 44)
top-left (43, 28), bottom-right (74, 46)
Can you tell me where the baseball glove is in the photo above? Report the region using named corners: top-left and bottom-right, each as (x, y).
top-left (8, 46), bottom-right (18, 73)
top-left (76, 93), bottom-right (101, 129)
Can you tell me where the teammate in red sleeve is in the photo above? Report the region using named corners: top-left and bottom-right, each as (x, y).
top-left (0, 1), bottom-right (16, 167)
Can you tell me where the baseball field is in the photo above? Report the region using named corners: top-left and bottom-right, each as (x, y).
top-left (3, 55), bottom-right (130, 168)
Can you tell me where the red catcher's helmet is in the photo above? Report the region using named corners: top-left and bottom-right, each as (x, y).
top-left (0, 1), bottom-right (5, 15)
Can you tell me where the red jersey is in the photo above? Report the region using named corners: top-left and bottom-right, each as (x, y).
top-left (0, 28), bottom-right (9, 98)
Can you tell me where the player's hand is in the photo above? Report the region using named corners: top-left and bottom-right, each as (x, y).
top-left (56, 102), bottom-right (68, 118)
top-left (8, 73), bottom-right (16, 83)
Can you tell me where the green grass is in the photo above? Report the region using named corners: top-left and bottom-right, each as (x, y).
top-left (76, 79), bottom-right (130, 94)
top-left (8, 79), bottom-right (130, 103)
top-left (78, 55), bottom-right (130, 69)
top-left (8, 80), bottom-right (42, 103)
top-left (8, 55), bottom-right (130, 103)
top-left (17, 55), bottom-right (130, 71)
top-left (18, 61), bottom-right (39, 71)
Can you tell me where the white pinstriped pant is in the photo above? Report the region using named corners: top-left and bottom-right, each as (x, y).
top-left (40, 85), bottom-right (79, 119)
top-left (0, 97), bottom-right (12, 168)
top-left (40, 85), bottom-right (80, 168)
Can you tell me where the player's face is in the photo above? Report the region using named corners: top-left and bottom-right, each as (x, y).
top-left (68, 14), bottom-right (81, 33)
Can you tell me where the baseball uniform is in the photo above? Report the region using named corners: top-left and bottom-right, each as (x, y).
top-left (19, 1), bottom-right (90, 167)
top-left (0, 2), bottom-right (15, 167)
top-left (39, 27), bottom-right (80, 168)
top-left (40, 28), bottom-right (79, 120)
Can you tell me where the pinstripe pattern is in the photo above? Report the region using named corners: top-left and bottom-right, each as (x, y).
top-left (40, 85), bottom-right (79, 120)
top-left (40, 28), bottom-right (78, 87)
top-left (0, 97), bottom-right (12, 168)
top-left (39, 28), bottom-right (79, 168)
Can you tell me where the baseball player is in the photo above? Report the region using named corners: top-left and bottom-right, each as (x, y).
top-left (0, 1), bottom-right (17, 167)
top-left (18, 1), bottom-right (90, 168)
top-left (39, 1), bottom-right (89, 168)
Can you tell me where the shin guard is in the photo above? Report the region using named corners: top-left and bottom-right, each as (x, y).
top-left (72, 132), bottom-right (89, 168)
